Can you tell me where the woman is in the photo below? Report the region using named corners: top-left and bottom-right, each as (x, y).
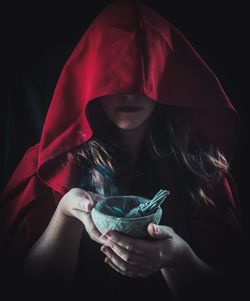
top-left (0, 1), bottom-right (246, 300)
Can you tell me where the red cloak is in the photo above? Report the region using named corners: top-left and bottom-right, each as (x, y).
top-left (0, 0), bottom-right (243, 270)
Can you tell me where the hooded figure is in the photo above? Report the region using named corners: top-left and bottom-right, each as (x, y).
top-left (0, 1), bottom-right (246, 300)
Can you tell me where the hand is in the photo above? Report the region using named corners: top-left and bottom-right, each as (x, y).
top-left (58, 188), bottom-right (105, 243)
top-left (100, 223), bottom-right (190, 278)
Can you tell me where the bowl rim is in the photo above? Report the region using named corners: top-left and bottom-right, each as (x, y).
top-left (91, 204), bottom-right (162, 222)
top-left (99, 195), bottom-right (149, 201)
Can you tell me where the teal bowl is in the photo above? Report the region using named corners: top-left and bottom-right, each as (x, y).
top-left (91, 195), bottom-right (162, 238)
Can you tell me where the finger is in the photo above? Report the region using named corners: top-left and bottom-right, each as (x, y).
top-left (68, 189), bottom-right (95, 212)
top-left (104, 231), bottom-right (154, 258)
top-left (148, 223), bottom-right (174, 239)
top-left (86, 191), bottom-right (104, 202)
top-left (73, 200), bottom-right (93, 212)
top-left (104, 257), bottom-right (139, 278)
top-left (101, 245), bottom-right (151, 275)
top-left (82, 215), bottom-right (104, 244)
top-left (102, 237), bottom-right (150, 267)
top-left (86, 226), bottom-right (103, 244)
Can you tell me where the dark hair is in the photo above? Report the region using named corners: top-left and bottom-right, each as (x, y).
top-left (147, 104), bottom-right (228, 206)
top-left (67, 100), bottom-right (228, 206)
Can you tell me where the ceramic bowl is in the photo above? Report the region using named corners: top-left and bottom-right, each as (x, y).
top-left (91, 195), bottom-right (162, 238)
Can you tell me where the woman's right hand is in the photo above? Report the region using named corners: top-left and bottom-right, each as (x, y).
top-left (58, 188), bottom-right (104, 244)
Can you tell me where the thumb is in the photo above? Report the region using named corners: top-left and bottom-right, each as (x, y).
top-left (147, 223), bottom-right (173, 239)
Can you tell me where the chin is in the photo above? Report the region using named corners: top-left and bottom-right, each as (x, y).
top-left (117, 123), bottom-right (144, 130)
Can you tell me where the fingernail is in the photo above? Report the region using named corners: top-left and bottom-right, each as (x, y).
top-left (101, 235), bottom-right (108, 241)
top-left (101, 245), bottom-right (107, 252)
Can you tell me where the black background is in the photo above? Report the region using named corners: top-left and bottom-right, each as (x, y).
top-left (2, 1), bottom-right (249, 235)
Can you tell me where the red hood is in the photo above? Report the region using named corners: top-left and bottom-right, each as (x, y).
top-left (0, 1), bottom-right (243, 263)
top-left (37, 0), bottom-right (239, 194)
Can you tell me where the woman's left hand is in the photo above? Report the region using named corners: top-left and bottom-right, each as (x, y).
top-left (100, 223), bottom-right (190, 278)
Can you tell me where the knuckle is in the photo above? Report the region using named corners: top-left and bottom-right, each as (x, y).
top-left (126, 244), bottom-right (134, 252)
top-left (123, 253), bottom-right (131, 263)
top-left (69, 187), bottom-right (81, 196)
top-left (107, 240), bottom-right (114, 248)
